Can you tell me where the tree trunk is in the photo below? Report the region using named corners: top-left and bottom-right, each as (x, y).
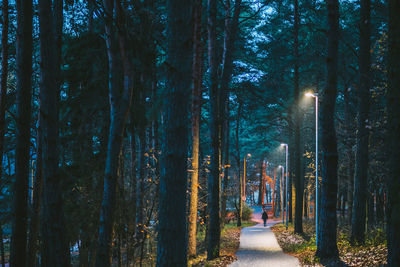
top-left (206, 0), bottom-right (221, 260)
top-left (136, 122), bottom-right (146, 240)
top-left (258, 161), bottom-right (263, 205)
top-left (367, 190), bottom-right (374, 228)
top-left (376, 189), bottom-right (384, 223)
top-left (344, 88), bottom-right (355, 224)
top-left (221, 101), bottom-right (230, 222)
top-left (27, 121), bottom-right (43, 267)
top-left (293, 0), bottom-right (303, 234)
top-left (156, 0), bottom-right (192, 266)
top-left (96, 0), bottom-right (134, 265)
top-left (39, 0), bottom-right (70, 266)
top-left (351, 0), bottom-right (371, 244)
top-left (236, 101), bottom-right (242, 226)
top-left (188, 0), bottom-right (203, 258)
top-left (0, 1), bottom-right (8, 265)
top-left (10, 0), bottom-right (33, 265)
top-left (386, 0), bottom-right (400, 261)
top-left (315, 0), bottom-right (339, 260)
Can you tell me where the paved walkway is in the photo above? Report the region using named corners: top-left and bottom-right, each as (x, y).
top-left (229, 206), bottom-right (299, 267)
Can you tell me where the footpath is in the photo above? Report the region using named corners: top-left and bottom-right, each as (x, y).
top-left (229, 206), bottom-right (299, 267)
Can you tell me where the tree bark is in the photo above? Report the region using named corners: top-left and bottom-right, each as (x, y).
top-left (188, 0), bottom-right (203, 258)
top-left (10, 0), bottom-right (33, 265)
top-left (315, 0), bottom-right (339, 260)
top-left (258, 161), bottom-right (263, 205)
top-left (386, 0), bottom-right (400, 263)
top-left (96, 0), bottom-right (133, 265)
top-left (27, 121), bottom-right (43, 267)
top-left (221, 0), bottom-right (241, 224)
top-left (206, 0), bottom-right (221, 260)
top-left (38, 0), bottom-right (70, 266)
top-left (344, 88), bottom-right (355, 224)
top-left (156, 0), bottom-right (192, 265)
top-left (293, 0), bottom-right (303, 234)
top-left (351, 0), bottom-right (371, 244)
top-left (0, 1), bottom-right (9, 265)
top-left (236, 101), bottom-right (242, 226)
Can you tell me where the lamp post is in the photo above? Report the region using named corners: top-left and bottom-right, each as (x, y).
top-left (305, 92), bottom-right (319, 246)
top-left (280, 143), bottom-right (289, 230)
top-left (239, 153), bottom-right (251, 226)
top-left (279, 165), bottom-right (284, 224)
top-left (243, 153), bottom-right (251, 201)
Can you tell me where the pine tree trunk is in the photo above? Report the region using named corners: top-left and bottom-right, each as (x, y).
top-left (315, 0), bottom-right (339, 260)
top-left (221, 0), bottom-right (241, 228)
top-left (10, 0), bottom-right (33, 265)
top-left (236, 101), bottom-right (242, 226)
top-left (206, 0), bottom-right (221, 260)
top-left (188, 0), bottom-right (203, 257)
top-left (344, 88), bottom-right (355, 224)
top-left (258, 161), bottom-right (263, 205)
top-left (0, 1), bottom-right (9, 265)
top-left (156, 1), bottom-right (193, 265)
top-left (221, 101), bottom-right (230, 222)
top-left (136, 123), bottom-right (146, 240)
top-left (27, 121), bottom-right (43, 267)
top-left (293, 0), bottom-right (303, 234)
top-left (96, 0), bottom-right (133, 265)
top-left (38, 0), bottom-right (71, 265)
top-left (351, 0), bottom-right (371, 244)
top-left (386, 0), bottom-right (400, 261)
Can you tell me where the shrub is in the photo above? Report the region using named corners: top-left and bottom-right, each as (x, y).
top-left (242, 203), bottom-right (252, 221)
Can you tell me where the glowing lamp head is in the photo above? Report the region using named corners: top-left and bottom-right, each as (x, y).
top-left (305, 92), bottom-right (314, 97)
top-left (305, 92), bottom-right (318, 98)
top-left (280, 143), bottom-right (287, 147)
top-left (247, 153), bottom-right (252, 158)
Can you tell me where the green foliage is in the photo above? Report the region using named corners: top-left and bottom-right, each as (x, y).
top-left (242, 203), bottom-right (252, 221)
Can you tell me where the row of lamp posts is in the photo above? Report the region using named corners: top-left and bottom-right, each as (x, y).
top-left (239, 91), bottom-right (318, 245)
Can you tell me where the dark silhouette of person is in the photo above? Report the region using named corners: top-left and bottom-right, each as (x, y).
top-left (262, 209), bottom-right (268, 227)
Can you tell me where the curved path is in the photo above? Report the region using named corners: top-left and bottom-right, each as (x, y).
top-left (229, 206), bottom-right (299, 267)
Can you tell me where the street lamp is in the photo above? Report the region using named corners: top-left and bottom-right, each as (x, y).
top-left (305, 91), bottom-right (319, 246)
top-left (238, 153), bottom-right (251, 227)
top-left (280, 143), bottom-right (289, 230)
top-left (243, 153), bottom-right (251, 201)
top-left (278, 165), bottom-right (284, 224)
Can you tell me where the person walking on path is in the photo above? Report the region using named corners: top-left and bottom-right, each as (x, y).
top-left (262, 208), bottom-right (268, 227)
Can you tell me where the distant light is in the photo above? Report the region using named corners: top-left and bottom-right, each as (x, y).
top-left (280, 143), bottom-right (287, 147)
top-left (279, 165), bottom-right (283, 168)
top-left (247, 153), bottom-right (252, 157)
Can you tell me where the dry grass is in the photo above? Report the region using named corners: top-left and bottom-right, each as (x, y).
top-left (271, 220), bottom-right (387, 267)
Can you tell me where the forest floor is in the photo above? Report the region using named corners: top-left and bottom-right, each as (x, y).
top-left (271, 220), bottom-right (387, 266)
top-left (189, 220), bottom-right (257, 267)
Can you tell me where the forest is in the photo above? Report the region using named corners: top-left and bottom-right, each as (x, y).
top-left (0, 0), bottom-right (399, 266)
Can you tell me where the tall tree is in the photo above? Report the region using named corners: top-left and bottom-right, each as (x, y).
top-left (220, 0), bottom-right (242, 223)
top-left (156, 0), bottom-right (192, 265)
top-left (386, 0), bottom-right (400, 264)
top-left (10, 0), bottom-right (33, 265)
top-left (206, 0), bottom-right (221, 259)
top-left (188, 0), bottom-right (203, 258)
top-left (315, 0), bottom-right (339, 260)
top-left (0, 1), bottom-right (9, 266)
top-left (39, 0), bottom-right (70, 265)
top-left (27, 122), bottom-right (43, 267)
top-left (96, 0), bottom-right (134, 265)
top-left (351, 0), bottom-right (371, 244)
top-left (293, 0), bottom-right (303, 234)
